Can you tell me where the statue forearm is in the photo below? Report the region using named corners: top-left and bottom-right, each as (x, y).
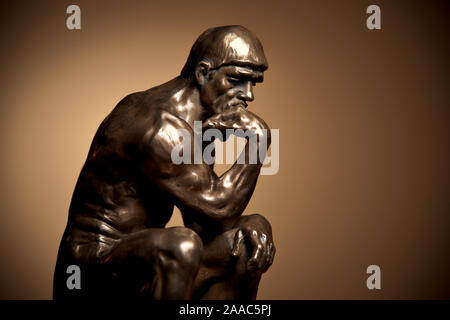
top-left (181, 136), bottom-right (267, 229)
top-left (197, 107), bottom-right (271, 220)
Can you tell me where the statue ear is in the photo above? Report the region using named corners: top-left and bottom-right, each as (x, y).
top-left (195, 60), bottom-right (212, 86)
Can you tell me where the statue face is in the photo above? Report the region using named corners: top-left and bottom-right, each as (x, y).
top-left (200, 65), bottom-right (263, 114)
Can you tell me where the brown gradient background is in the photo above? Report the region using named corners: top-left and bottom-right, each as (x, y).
top-left (0, 0), bottom-right (449, 299)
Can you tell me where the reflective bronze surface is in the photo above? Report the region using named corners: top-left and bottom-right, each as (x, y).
top-left (54, 25), bottom-right (275, 300)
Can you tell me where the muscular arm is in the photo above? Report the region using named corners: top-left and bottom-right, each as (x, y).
top-left (140, 108), bottom-right (270, 227)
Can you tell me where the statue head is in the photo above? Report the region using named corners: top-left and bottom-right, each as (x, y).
top-left (181, 25), bottom-right (268, 114)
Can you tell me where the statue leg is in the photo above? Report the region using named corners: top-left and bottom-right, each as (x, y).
top-left (112, 226), bottom-right (205, 299)
top-left (54, 226), bottom-right (203, 299)
top-left (192, 227), bottom-right (262, 300)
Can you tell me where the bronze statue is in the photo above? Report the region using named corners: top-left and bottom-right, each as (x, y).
top-left (54, 25), bottom-right (275, 300)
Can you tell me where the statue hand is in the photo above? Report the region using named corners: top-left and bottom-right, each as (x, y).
top-left (203, 106), bottom-right (271, 145)
top-left (231, 214), bottom-right (275, 275)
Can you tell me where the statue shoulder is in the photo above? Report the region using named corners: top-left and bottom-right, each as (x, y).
top-left (139, 110), bottom-right (192, 176)
top-left (141, 109), bottom-right (192, 152)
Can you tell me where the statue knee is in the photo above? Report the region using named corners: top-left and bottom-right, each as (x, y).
top-left (161, 227), bottom-right (203, 271)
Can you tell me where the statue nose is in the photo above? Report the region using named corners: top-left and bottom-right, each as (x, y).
top-left (237, 81), bottom-right (254, 102)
